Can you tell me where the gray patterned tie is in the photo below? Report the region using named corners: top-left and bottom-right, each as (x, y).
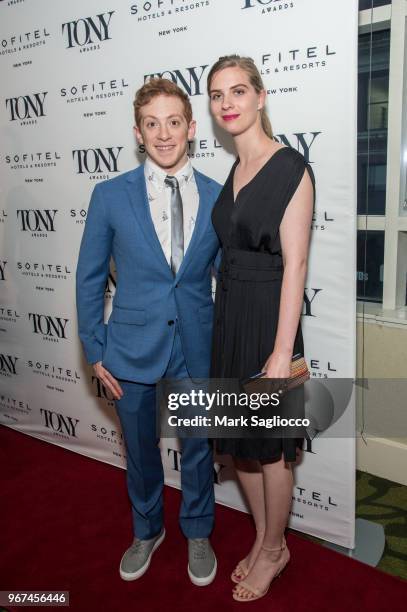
top-left (165, 175), bottom-right (184, 275)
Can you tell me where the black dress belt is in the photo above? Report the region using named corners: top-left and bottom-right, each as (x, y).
top-left (218, 247), bottom-right (283, 291)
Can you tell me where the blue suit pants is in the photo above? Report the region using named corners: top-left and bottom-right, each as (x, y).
top-left (115, 327), bottom-right (215, 540)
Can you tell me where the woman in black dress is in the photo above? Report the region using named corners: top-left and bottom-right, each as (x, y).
top-left (207, 55), bottom-right (315, 602)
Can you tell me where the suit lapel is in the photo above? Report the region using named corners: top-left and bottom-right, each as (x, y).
top-left (125, 165), bottom-right (213, 282)
top-left (125, 166), bottom-right (172, 274)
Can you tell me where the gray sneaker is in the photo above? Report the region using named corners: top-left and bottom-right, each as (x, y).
top-left (119, 528), bottom-right (165, 581)
top-left (187, 538), bottom-right (217, 586)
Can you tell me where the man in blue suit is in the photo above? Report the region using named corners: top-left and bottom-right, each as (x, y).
top-left (76, 78), bottom-right (221, 585)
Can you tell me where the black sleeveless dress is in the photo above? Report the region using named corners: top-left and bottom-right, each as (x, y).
top-left (210, 146), bottom-right (315, 462)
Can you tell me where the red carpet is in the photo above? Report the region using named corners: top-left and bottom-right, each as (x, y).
top-left (1, 425), bottom-right (406, 612)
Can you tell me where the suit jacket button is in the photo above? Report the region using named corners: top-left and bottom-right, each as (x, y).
top-left (168, 320), bottom-right (175, 326)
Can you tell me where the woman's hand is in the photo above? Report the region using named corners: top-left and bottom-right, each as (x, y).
top-left (262, 351), bottom-right (292, 380)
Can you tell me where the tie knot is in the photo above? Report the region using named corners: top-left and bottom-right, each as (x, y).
top-left (165, 175), bottom-right (179, 190)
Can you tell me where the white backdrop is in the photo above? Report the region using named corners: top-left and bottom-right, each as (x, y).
top-left (0, 0), bottom-right (358, 548)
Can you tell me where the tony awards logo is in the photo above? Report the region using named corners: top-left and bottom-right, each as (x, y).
top-left (62, 11), bottom-right (114, 52)
top-left (28, 313), bottom-right (69, 342)
top-left (275, 131), bottom-right (321, 163)
top-left (241, 0), bottom-right (294, 13)
top-left (0, 354), bottom-right (18, 377)
top-left (72, 147), bottom-right (123, 180)
top-left (144, 65), bottom-right (208, 96)
top-left (40, 409), bottom-right (79, 439)
top-left (16, 209), bottom-right (57, 237)
top-left (5, 92), bottom-right (47, 124)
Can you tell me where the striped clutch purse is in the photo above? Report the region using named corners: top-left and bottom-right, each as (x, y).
top-left (242, 353), bottom-right (310, 396)
top-left (284, 353), bottom-right (310, 393)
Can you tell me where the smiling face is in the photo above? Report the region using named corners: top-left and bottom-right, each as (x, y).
top-left (134, 94), bottom-right (196, 174)
top-left (209, 66), bottom-right (265, 137)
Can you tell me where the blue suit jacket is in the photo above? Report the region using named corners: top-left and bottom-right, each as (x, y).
top-left (76, 164), bottom-right (222, 383)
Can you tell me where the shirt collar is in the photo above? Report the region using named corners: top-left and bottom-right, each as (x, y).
top-left (144, 156), bottom-right (194, 193)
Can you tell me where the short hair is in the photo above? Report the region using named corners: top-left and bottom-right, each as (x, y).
top-left (133, 78), bottom-right (193, 126)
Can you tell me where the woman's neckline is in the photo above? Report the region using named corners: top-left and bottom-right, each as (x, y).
top-left (232, 146), bottom-right (289, 204)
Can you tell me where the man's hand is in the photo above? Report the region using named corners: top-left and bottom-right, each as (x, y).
top-left (93, 361), bottom-right (123, 400)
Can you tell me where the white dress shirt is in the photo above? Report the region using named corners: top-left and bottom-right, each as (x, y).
top-left (144, 157), bottom-right (199, 266)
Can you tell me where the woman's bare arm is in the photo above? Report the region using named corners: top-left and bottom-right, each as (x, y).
top-left (263, 168), bottom-right (314, 378)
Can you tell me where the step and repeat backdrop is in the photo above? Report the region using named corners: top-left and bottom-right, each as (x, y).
top-left (0, 0), bottom-right (358, 547)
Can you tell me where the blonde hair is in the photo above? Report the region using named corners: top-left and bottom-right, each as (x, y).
top-left (207, 54), bottom-right (273, 138)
